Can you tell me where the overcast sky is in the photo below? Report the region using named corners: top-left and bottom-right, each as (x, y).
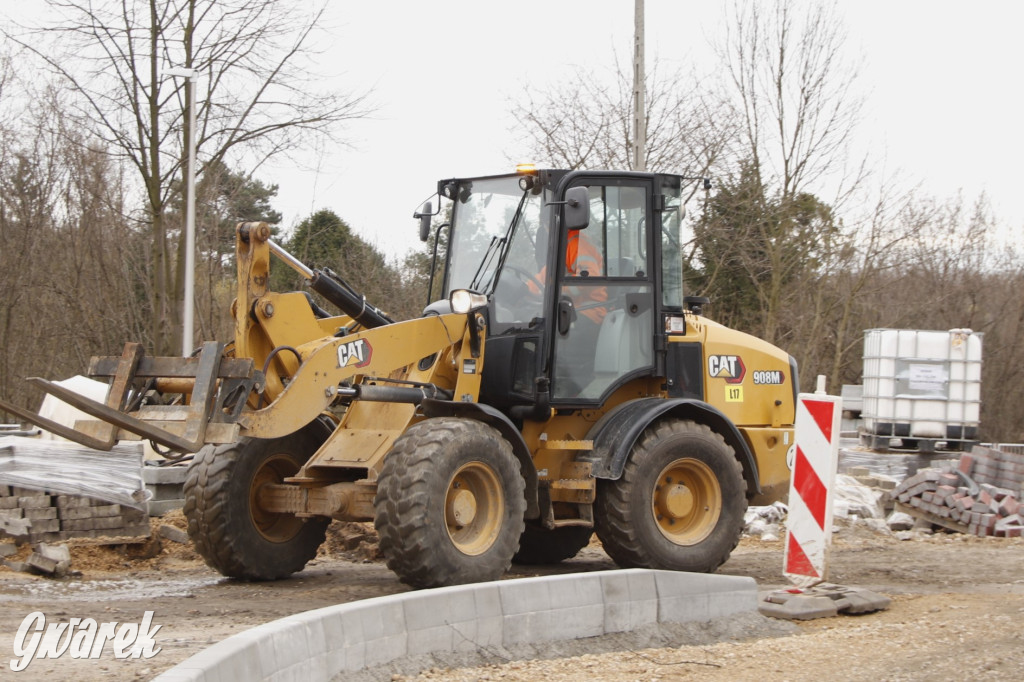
top-left (259, 0), bottom-right (1023, 260)
top-left (7, 1), bottom-right (1024, 260)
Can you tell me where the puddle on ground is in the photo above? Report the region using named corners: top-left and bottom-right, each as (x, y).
top-left (0, 575), bottom-right (224, 603)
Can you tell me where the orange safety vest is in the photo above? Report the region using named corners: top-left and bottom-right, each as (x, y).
top-left (565, 229), bottom-right (601, 276)
top-left (525, 230), bottom-right (607, 324)
top-left (565, 230), bottom-right (607, 323)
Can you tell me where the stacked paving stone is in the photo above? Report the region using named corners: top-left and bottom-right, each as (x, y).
top-left (0, 483), bottom-right (150, 545)
top-left (143, 464), bottom-right (187, 516)
top-left (846, 466), bottom-right (901, 494)
top-left (893, 445), bottom-right (1024, 538)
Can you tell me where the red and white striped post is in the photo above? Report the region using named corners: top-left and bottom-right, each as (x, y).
top-left (784, 378), bottom-right (842, 588)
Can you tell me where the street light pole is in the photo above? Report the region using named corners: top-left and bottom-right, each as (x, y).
top-left (167, 67), bottom-right (197, 357)
top-left (632, 0), bottom-right (646, 172)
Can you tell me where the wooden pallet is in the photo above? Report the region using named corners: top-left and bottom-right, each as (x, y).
top-left (858, 432), bottom-right (977, 454)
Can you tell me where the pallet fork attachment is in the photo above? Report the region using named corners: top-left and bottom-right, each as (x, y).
top-left (0, 341), bottom-right (259, 453)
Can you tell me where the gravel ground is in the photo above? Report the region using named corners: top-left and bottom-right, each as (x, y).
top-left (2, 516), bottom-right (1023, 680)
top-left (388, 591), bottom-right (1023, 681)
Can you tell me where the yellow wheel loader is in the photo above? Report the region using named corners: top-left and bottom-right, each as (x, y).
top-left (0, 167), bottom-right (798, 588)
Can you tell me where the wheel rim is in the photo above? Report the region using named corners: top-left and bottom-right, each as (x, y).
top-left (445, 461), bottom-right (504, 556)
top-left (250, 453), bottom-right (303, 543)
top-left (652, 457), bottom-right (722, 545)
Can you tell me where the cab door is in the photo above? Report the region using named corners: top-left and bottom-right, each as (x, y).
top-left (550, 177), bottom-right (656, 403)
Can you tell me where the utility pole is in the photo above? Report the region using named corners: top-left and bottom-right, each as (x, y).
top-left (167, 67), bottom-right (198, 356)
top-left (632, 0), bottom-right (646, 172)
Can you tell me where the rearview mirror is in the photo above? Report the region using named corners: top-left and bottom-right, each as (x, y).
top-left (415, 202), bottom-right (433, 242)
top-left (563, 186), bottom-right (590, 231)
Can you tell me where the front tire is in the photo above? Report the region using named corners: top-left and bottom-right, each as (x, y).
top-left (183, 426), bottom-right (330, 580)
top-left (374, 418), bottom-right (526, 588)
top-left (594, 419), bottom-right (746, 573)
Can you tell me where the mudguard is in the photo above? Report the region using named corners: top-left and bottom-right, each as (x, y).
top-left (582, 397), bottom-right (761, 496)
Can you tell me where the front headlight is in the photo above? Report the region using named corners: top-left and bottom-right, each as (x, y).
top-left (450, 289), bottom-right (488, 314)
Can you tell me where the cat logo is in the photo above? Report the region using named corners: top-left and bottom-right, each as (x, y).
top-left (708, 355), bottom-right (745, 384)
top-left (337, 338), bottom-right (372, 368)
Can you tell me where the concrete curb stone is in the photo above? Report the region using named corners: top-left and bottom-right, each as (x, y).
top-left (154, 569), bottom-right (759, 681)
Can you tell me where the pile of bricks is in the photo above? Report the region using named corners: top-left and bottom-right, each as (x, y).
top-left (968, 444), bottom-right (1024, 491)
top-left (893, 445), bottom-right (1024, 537)
top-left (0, 484), bottom-right (151, 545)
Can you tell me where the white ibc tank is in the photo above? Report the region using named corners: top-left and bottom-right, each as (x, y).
top-left (861, 328), bottom-right (982, 440)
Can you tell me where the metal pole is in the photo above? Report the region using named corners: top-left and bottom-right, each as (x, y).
top-left (182, 74), bottom-right (197, 356)
top-left (632, 0), bottom-right (646, 172)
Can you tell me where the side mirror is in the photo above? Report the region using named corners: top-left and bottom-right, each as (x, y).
top-left (415, 202), bottom-right (433, 242)
top-left (563, 186), bottom-right (590, 231)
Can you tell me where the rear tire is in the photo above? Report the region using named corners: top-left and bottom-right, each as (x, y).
top-left (183, 426), bottom-right (330, 580)
top-left (512, 524), bottom-right (593, 565)
top-left (594, 419), bottom-right (746, 573)
top-left (374, 417), bottom-right (526, 588)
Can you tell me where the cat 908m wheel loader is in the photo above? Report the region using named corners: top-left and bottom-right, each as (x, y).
top-left (0, 166), bottom-right (798, 588)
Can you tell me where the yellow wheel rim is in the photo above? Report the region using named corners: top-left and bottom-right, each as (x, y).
top-left (652, 458), bottom-right (721, 545)
top-left (250, 453), bottom-right (303, 543)
top-left (445, 461), bottom-right (504, 556)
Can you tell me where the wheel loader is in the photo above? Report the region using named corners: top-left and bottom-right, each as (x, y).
top-left (0, 166), bottom-right (798, 588)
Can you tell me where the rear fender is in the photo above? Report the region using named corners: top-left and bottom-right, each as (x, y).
top-left (583, 397), bottom-right (760, 496)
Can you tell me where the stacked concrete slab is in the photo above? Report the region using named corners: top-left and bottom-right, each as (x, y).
top-left (154, 569), bottom-right (759, 682)
top-left (144, 465), bottom-right (187, 516)
top-left (893, 445), bottom-right (1024, 537)
top-left (0, 483), bottom-right (150, 545)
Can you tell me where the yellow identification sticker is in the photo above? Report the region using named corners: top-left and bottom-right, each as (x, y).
top-left (725, 386), bottom-right (744, 402)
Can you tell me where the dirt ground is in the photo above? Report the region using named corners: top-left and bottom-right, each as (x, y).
top-left (1, 512), bottom-right (1023, 681)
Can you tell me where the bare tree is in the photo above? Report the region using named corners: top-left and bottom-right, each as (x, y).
top-left (688, 0), bottom-right (869, 349)
top-left (0, 82), bottom-right (146, 414)
top-left (510, 58), bottom-right (734, 185)
top-left (776, 179), bottom-right (924, 391)
top-left (7, 0), bottom-right (370, 353)
top-left (842, 194), bottom-right (1023, 440)
top-left (720, 0), bottom-right (865, 203)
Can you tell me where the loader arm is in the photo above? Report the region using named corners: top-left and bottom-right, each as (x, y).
top-left (239, 311), bottom-right (479, 440)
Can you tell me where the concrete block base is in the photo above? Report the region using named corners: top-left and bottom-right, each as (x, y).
top-left (760, 583), bottom-right (891, 620)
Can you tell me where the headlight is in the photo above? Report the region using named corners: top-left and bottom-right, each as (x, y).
top-left (450, 289), bottom-right (488, 314)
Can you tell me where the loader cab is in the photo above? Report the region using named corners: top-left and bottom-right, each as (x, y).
top-left (432, 168), bottom-right (686, 413)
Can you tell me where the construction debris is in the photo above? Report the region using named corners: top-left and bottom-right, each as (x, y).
top-left (743, 501), bottom-right (787, 541)
top-left (26, 542), bottom-right (71, 577)
top-left (158, 523), bottom-right (189, 544)
top-left (760, 584), bottom-right (892, 621)
top-left (833, 473), bottom-right (886, 520)
top-left (885, 510), bottom-right (916, 531)
top-left (892, 445), bottom-right (1024, 537)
